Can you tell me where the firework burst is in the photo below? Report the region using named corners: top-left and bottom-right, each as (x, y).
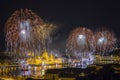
top-left (94, 28), bottom-right (117, 55)
top-left (66, 27), bottom-right (95, 59)
top-left (33, 23), bottom-right (56, 52)
top-left (5, 9), bottom-right (47, 58)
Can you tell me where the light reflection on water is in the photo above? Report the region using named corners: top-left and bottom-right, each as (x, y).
top-left (0, 68), bottom-right (46, 77)
top-left (0, 64), bottom-right (63, 78)
top-left (20, 70), bottom-right (32, 76)
top-left (0, 69), bottom-right (46, 80)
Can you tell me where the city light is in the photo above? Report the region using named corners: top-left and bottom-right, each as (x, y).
top-left (1, 7), bottom-right (119, 80)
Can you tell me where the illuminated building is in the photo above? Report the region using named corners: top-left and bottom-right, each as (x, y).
top-left (26, 51), bottom-right (63, 66)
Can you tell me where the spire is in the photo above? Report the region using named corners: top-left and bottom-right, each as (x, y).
top-left (41, 51), bottom-right (49, 60)
top-left (50, 53), bottom-right (54, 61)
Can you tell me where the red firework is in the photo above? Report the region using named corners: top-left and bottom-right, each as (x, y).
top-left (66, 27), bottom-right (94, 59)
top-left (94, 28), bottom-right (117, 55)
top-left (5, 9), bottom-right (44, 57)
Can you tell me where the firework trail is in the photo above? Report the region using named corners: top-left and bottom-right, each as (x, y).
top-left (94, 28), bottom-right (117, 55)
top-left (66, 27), bottom-right (95, 59)
top-left (33, 23), bottom-right (56, 52)
top-left (5, 9), bottom-right (55, 58)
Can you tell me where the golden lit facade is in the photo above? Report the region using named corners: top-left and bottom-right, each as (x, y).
top-left (27, 51), bottom-right (62, 66)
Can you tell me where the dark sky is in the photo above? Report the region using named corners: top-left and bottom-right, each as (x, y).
top-left (0, 0), bottom-right (120, 52)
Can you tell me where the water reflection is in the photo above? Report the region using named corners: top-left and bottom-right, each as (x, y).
top-left (0, 64), bottom-right (63, 79)
top-left (20, 70), bottom-right (32, 76)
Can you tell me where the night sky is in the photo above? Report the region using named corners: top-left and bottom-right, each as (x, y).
top-left (0, 0), bottom-right (120, 53)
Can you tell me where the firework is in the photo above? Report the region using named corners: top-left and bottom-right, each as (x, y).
top-left (66, 27), bottom-right (95, 59)
top-left (5, 9), bottom-right (44, 58)
top-left (94, 28), bottom-right (117, 55)
top-left (33, 23), bottom-right (56, 52)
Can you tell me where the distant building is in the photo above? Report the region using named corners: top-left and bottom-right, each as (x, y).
top-left (27, 51), bottom-right (63, 65)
